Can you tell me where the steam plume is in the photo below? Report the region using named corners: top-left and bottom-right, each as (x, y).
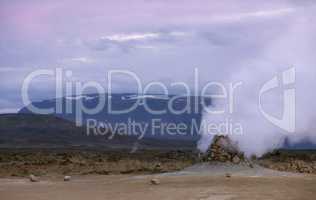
top-left (198, 8), bottom-right (316, 157)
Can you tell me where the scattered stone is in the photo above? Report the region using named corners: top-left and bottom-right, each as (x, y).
top-left (29, 174), bottom-right (39, 182)
top-left (225, 173), bottom-right (232, 178)
top-left (150, 178), bottom-right (160, 185)
top-left (155, 163), bottom-right (162, 168)
top-left (64, 176), bottom-right (71, 181)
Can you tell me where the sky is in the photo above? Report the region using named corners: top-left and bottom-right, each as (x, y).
top-left (0, 0), bottom-right (315, 113)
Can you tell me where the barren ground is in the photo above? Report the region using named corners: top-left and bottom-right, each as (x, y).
top-left (1, 174), bottom-right (316, 200)
top-left (1, 163), bottom-right (316, 200)
top-left (1, 149), bottom-right (316, 199)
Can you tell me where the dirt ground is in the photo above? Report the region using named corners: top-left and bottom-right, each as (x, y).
top-left (1, 149), bottom-right (316, 200)
top-left (0, 173), bottom-right (315, 200)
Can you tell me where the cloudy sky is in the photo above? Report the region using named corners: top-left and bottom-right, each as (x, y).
top-left (0, 0), bottom-right (315, 113)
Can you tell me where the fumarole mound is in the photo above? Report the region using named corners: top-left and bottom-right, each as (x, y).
top-left (202, 135), bottom-right (252, 166)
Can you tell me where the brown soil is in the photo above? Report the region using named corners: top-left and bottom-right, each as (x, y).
top-left (0, 174), bottom-right (315, 200)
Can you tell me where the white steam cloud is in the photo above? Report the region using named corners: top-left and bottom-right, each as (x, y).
top-left (198, 7), bottom-right (316, 157)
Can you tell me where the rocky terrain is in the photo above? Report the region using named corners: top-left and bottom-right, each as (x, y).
top-left (259, 149), bottom-right (316, 174)
top-left (0, 149), bottom-right (197, 177)
top-left (1, 135), bottom-right (316, 178)
top-left (1, 135), bottom-right (316, 200)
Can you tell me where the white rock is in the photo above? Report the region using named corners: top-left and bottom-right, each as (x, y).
top-left (150, 178), bottom-right (160, 185)
top-left (29, 174), bottom-right (39, 182)
top-left (64, 176), bottom-right (71, 181)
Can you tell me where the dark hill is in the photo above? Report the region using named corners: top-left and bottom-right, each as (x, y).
top-left (0, 114), bottom-right (195, 150)
top-left (0, 114), bottom-right (133, 148)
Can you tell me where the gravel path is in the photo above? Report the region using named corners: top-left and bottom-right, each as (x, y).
top-left (160, 162), bottom-right (302, 177)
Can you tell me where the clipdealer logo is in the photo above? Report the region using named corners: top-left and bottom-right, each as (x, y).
top-left (259, 68), bottom-right (296, 133)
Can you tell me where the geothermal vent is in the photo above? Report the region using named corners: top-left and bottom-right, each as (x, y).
top-left (203, 135), bottom-right (249, 165)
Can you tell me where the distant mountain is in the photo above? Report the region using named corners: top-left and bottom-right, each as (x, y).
top-left (0, 114), bottom-right (196, 149)
top-left (17, 93), bottom-right (316, 150)
top-left (0, 113), bottom-right (123, 148)
top-left (19, 93), bottom-right (210, 140)
top-left (283, 137), bottom-right (316, 150)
